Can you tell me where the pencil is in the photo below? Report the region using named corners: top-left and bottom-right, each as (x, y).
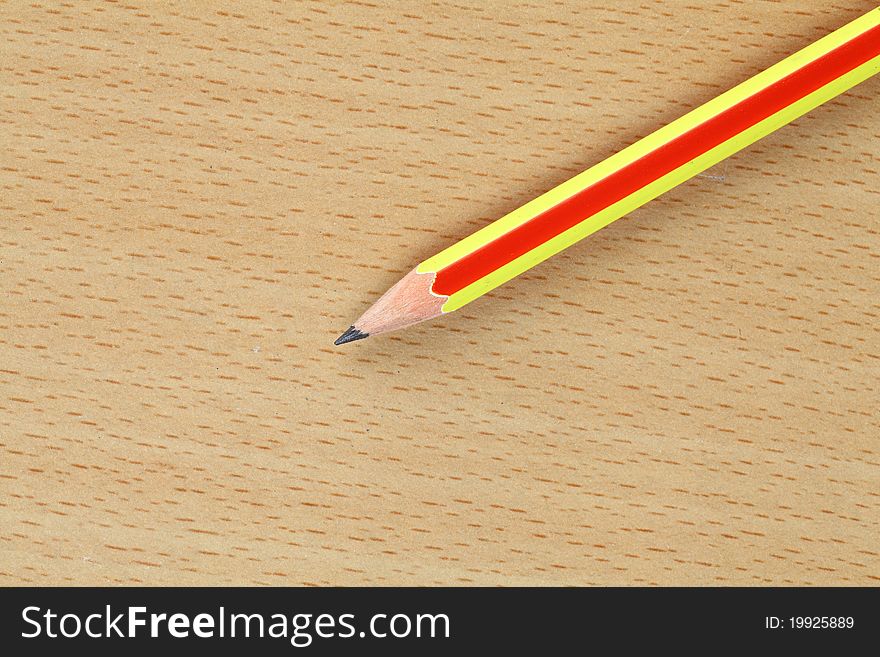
top-left (335, 9), bottom-right (880, 346)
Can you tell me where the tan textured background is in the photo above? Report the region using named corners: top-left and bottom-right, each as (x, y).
top-left (1, 1), bottom-right (878, 585)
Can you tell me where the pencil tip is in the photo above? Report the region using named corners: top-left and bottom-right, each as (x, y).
top-left (334, 326), bottom-right (369, 346)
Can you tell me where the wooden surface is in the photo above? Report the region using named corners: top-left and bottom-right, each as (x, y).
top-left (1, 1), bottom-right (878, 586)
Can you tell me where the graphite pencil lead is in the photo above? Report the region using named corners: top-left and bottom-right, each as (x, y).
top-left (334, 326), bottom-right (369, 346)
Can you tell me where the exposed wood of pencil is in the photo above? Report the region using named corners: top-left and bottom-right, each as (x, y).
top-left (336, 269), bottom-right (446, 344)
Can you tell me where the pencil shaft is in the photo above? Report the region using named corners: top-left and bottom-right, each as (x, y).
top-left (419, 10), bottom-right (880, 313)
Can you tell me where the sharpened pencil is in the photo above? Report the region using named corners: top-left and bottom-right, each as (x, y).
top-left (336, 9), bottom-right (880, 345)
